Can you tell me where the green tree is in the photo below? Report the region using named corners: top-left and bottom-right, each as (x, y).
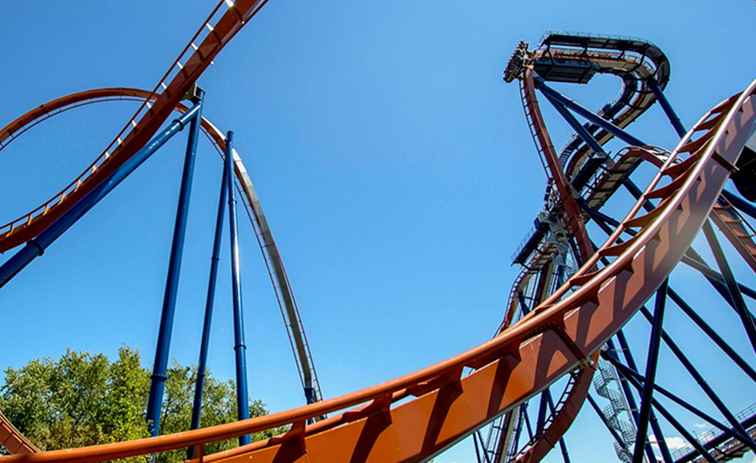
top-left (0, 348), bottom-right (278, 461)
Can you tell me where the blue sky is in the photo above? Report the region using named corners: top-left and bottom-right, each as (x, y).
top-left (0, 1), bottom-right (754, 461)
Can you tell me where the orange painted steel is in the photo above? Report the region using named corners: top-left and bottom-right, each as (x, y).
top-left (497, 36), bottom-right (671, 457)
top-left (505, 66), bottom-right (597, 462)
top-left (0, 411), bottom-right (37, 455)
top-left (1, 78), bottom-right (751, 462)
top-left (504, 37), bottom-right (671, 331)
top-left (0, 0), bottom-right (268, 252)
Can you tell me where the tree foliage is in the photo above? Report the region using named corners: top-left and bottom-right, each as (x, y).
top-left (0, 348), bottom-right (278, 461)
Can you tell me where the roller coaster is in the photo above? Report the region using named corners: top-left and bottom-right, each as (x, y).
top-left (1, 2), bottom-right (754, 462)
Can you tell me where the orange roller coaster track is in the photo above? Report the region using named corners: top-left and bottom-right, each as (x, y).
top-left (0, 3), bottom-right (754, 462)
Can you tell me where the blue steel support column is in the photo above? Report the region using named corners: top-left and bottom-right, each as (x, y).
top-left (647, 78), bottom-right (687, 138)
top-left (604, 353), bottom-right (718, 463)
top-left (604, 353), bottom-right (752, 446)
top-left (632, 279), bottom-right (672, 463)
top-left (701, 220), bottom-right (756, 352)
top-left (189, 133), bottom-right (231, 436)
top-left (146, 89), bottom-right (204, 437)
top-left (613, 334), bottom-right (666, 463)
top-left (581, 203), bottom-right (756, 376)
top-left (535, 389), bottom-right (550, 436)
top-left (582, 199), bottom-right (756, 305)
top-left (545, 393), bottom-right (571, 463)
top-left (542, 94), bottom-right (609, 159)
top-left (722, 189), bottom-right (756, 220)
top-left (533, 77), bottom-right (646, 147)
top-left (509, 408), bottom-right (525, 460)
top-left (0, 105), bottom-right (201, 287)
top-left (521, 403), bottom-right (534, 442)
top-left (586, 392), bottom-right (630, 453)
top-left (225, 131), bottom-right (251, 446)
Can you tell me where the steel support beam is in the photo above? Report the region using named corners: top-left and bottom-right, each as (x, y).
top-left (604, 353), bottom-right (753, 447)
top-left (586, 392), bottom-right (629, 453)
top-left (582, 199), bottom-right (756, 303)
top-left (225, 131), bottom-right (251, 445)
top-left (534, 77), bottom-right (646, 147)
top-left (615, 332), bottom-right (669, 462)
top-left (0, 106), bottom-right (201, 287)
top-left (147, 90), bottom-right (204, 437)
top-left (637, 306), bottom-right (756, 449)
top-left (667, 287), bottom-right (756, 381)
top-left (189, 130), bottom-right (231, 436)
top-left (522, 403), bottom-right (534, 441)
top-left (545, 393), bottom-right (571, 463)
top-left (632, 279), bottom-right (673, 463)
top-left (587, 215), bottom-right (755, 453)
top-left (542, 93), bottom-right (609, 159)
top-left (722, 189), bottom-right (756, 220)
top-left (582, 204), bottom-right (756, 370)
top-left (536, 389), bottom-right (550, 436)
top-left (701, 219), bottom-right (756, 351)
top-left (646, 78), bottom-right (687, 138)
top-left (607, 353), bottom-right (718, 463)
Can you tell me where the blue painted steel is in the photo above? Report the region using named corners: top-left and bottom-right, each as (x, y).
top-left (225, 131), bottom-right (251, 446)
top-left (590, 187), bottom-right (756, 304)
top-left (636, 304), bottom-right (756, 451)
top-left (521, 404), bottom-right (534, 441)
top-left (535, 389), bottom-right (550, 435)
top-left (189, 132), bottom-right (231, 436)
top-left (582, 205), bottom-right (756, 378)
top-left (606, 351), bottom-right (718, 463)
top-left (611, 335), bottom-right (664, 463)
top-left (543, 94), bottom-right (609, 159)
top-left (586, 392), bottom-right (630, 453)
top-left (147, 91), bottom-right (205, 437)
top-left (632, 279), bottom-right (672, 463)
top-left (647, 78), bottom-right (687, 138)
top-left (605, 353), bottom-right (753, 446)
top-left (701, 220), bottom-right (756, 351)
top-left (545, 392), bottom-right (571, 463)
top-left (722, 189), bottom-right (756, 220)
top-left (533, 77), bottom-right (646, 147)
top-left (0, 105), bottom-right (201, 287)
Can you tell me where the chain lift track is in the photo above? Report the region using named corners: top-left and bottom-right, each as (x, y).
top-left (0, 3), bottom-right (754, 462)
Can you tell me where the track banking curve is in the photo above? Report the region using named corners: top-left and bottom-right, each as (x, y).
top-left (0, 75), bottom-right (752, 461)
top-left (0, 5), bottom-right (753, 461)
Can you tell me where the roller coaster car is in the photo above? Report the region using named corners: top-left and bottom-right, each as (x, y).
top-left (533, 57), bottom-right (597, 84)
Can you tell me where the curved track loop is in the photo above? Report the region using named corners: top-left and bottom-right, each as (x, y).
top-left (0, 87), bottom-right (309, 455)
top-left (506, 35), bottom-right (670, 326)
top-left (538, 35), bottom-right (670, 180)
top-left (0, 79), bottom-right (751, 463)
top-left (0, 0), bottom-right (267, 252)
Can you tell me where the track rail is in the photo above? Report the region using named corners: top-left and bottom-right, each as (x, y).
top-left (0, 411), bottom-right (37, 455)
top-left (1, 77), bottom-right (750, 463)
top-left (0, 0), bottom-right (267, 252)
top-left (0, 87), bottom-right (324, 453)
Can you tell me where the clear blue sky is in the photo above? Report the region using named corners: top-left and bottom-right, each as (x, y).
top-left (1, 1), bottom-right (753, 462)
